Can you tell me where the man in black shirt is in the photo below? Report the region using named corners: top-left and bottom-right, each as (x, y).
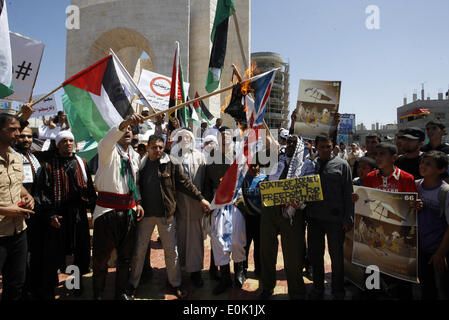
top-left (395, 127), bottom-right (425, 179)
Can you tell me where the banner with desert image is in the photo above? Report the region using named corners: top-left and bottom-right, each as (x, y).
top-left (293, 79), bottom-right (341, 138)
top-left (352, 186), bottom-right (418, 283)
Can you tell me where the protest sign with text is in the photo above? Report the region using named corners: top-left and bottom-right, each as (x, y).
top-left (30, 93), bottom-right (57, 117)
top-left (259, 174), bottom-right (323, 207)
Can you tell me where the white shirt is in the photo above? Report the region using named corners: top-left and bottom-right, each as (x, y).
top-left (93, 126), bottom-right (141, 223)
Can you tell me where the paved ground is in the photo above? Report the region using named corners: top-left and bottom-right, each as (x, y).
top-left (1, 225), bottom-right (366, 300)
top-left (50, 229), bottom-right (362, 301)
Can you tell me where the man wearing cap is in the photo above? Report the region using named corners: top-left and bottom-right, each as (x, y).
top-left (395, 127), bottom-right (425, 179)
top-left (34, 130), bottom-right (97, 299)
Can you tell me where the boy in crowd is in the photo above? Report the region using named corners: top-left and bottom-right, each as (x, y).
top-left (364, 143), bottom-right (416, 193)
top-left (353, 156), bottom-right (376, 186)
top-left (416, 151), bottom-right (449, 299)
top-left (362, 143), bottom-right (417, 299)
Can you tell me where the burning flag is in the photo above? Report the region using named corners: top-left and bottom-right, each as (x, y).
top-left (224, 69), bottom-right (277, 131)
top-left (210, 69), bottom-right (277, 209)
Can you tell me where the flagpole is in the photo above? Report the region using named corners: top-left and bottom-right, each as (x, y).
top-left (142, 82), bottom-right (238, 121)
top-left (232, 10), bottom-right (250, 72)
top-left (28, 84), bottom-right (63, 108)
top-left (109, 48), bottom-right (157, 115)
top-left (231, 12), bottom-right (278, 145)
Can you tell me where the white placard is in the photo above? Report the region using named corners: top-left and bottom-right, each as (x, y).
top-left (30, 93), bottom-right (57, 117)
top-left (4, 32), bottom-right (45, 102)
top-left (137, 69), bottom-right (189, 111)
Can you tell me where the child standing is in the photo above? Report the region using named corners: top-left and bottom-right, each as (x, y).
top-left (353, 156), bottom-right (376, 186)
top-left (416, 151), bottom-right (449, 299)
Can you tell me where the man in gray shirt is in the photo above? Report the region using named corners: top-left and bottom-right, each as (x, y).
top-left (306, 134), bottom-right (354, 300)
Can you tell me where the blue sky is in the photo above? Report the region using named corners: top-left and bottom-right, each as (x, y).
top-left (6, 0), bottom-right (449, 127)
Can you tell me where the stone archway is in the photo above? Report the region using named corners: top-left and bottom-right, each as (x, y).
top-left (86, 27), bottom-right (154, 77)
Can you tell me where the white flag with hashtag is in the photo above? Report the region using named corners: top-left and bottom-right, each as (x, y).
top-left (4, 32), bottom-right (45, 103)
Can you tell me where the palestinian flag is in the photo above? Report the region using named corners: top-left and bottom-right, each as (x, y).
top-left (63, 55), bottom-right (134, 142)
top-left (168, 42), bottom-right (188, 131)
top-left (193, 91), bottom-right (213, 125)
top-left (0, 0), bottom-right (14, 98)
top-left (205, 0), bottom-right (235, 93)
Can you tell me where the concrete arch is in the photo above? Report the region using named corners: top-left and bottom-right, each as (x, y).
top-left (87, 27), bottom-right (155, 77)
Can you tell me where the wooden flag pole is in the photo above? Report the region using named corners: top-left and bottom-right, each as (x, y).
top-left (231, 12), bottom-right (278, 143)
top-left (232, 10), bottom-right (249, 71)
top-left (142, 82), bottom-right (238, 121)
top-left (28, 84), bottom-right (64, 108)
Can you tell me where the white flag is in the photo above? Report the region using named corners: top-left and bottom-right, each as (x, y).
top-left (5, 32), bottom-right (45, 102)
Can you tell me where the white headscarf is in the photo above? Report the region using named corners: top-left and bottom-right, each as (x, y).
top-left (55, 130), bottom-right (74, 146)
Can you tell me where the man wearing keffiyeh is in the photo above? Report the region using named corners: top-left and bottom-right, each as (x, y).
top-left (91, 114), bottom-right (145, 300)
top-left (34, 130), bottom-right (97, 300)
top-left (258, 131), bottom-right (315, 301)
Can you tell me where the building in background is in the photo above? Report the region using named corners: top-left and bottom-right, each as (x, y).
top-left (66, 0), bottom-right (251, 121)
top-left (397, 89), bottom-right (449, 135)
top-left (251, 52), bottom-right (290, 129)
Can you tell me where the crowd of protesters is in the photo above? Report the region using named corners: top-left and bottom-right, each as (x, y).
top-left (0, 103), bottom-right (448, 301)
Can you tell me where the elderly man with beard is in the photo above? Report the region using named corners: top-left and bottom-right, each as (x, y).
top-left (34, 130), bottom-right (97, 299)
top-left (258, 133), bottom-right (314, 300)
top-left (0, 113), bottom-right (35, 301)
top-left (91, 114), bottom-right (145, 300)
top-left (127, 133), bottom-right (210, 299)
top-left (204, 126), bottom-right (248, 295)
top-left (170, 128), bottom-right (207, 287)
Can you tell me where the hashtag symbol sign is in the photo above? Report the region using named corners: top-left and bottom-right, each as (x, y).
top-left (15, 61), bottom-right (33, 81)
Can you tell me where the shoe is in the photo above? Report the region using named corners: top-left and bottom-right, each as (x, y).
top-left (259, 290), bottom-right (273, 300)
top-left (94, 295), bottom-right (103, 300)
top-left (119, 293), bottom-right (135, 300)
top-left (233, 262), bottom-right (246, 289)
top-left (190, 271), bottom-right (204, 288)
top-left (213, 264), bottom-right (232, 295)
top-left (168, 284), bottom-right (188, 299)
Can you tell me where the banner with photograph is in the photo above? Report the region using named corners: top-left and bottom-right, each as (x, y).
top-left (293, 79), bottom-right (341, 138)
top-left (137, 69), bottom-right (189, 111)
top-left (344, 229), bottom-right (367, 290)
top-left (259, 174), bottom-right (323, 207)
top-left (352, 186), bottom-right (418, 283)
top-left (338, 113), bottom-right (355, 134)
